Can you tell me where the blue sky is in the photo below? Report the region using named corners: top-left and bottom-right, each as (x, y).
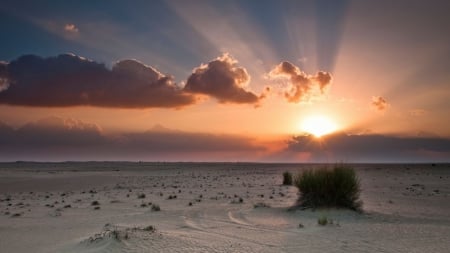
top-left (0, 0), bottom-right (350, 78)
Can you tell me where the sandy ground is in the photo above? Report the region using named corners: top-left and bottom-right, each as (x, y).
top-left (0, 162), bottom-right (449, 252)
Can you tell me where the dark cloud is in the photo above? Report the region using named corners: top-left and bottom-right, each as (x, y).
top-left (15, 117), bottom-right (105, 147)
top-left (0, 117), bottom-right (265, 161)
top-left (268, 61), bottom-right (332, 103)
top-left (0, 54), bottom-right (196, 108)
top-left (184, 53), bottom-right (264, 104)
top-left (0, 61), bottom-right (8, 92)
top-left (371, 96), bottom-right (389, 112)
top-left (287, 133), bottom-right (450, 162)
top-left (123, 129), bottom-right (264, 152)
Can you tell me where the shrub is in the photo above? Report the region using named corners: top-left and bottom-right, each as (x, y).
top-left (143, 225), bottom-right (156, 232)
top-left (253, 202), bottom-right (270, 208)
top-left (151, 204), bottom-right (160, 211)
top-left (282, 171), bottom-right (293, 185)
top-left (294, 165), bottom-right (362, 210)
top-left (318, 216), bottom-right (328, 226)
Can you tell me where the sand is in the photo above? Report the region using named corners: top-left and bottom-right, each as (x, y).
top-left (0, 162), bottom-right (449, 252)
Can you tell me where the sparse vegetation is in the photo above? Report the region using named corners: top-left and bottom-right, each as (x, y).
top-left (151, 204), bottom-right (160, 211)
top-left (282, 171), bottom-right (293, 185)
top-left (253, 202), bottom-right (270, 208)
top-left (91, 200), bottom-right (100, 206)
top-left (137, 193), bottom-right (146, 199)
top-left (294, 164), bottom-right (362, 210)
top-left (143, 225), bottom-right (156, 232)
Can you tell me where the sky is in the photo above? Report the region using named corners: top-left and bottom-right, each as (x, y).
top-left (0, 0), bottom-right (450, 162)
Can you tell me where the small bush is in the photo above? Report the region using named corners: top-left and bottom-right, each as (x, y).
top-left (151, 204), bottom-right (160, 212)
top-left (318, 216), bottom-right (328, 226)
top-left (295, 165), bottom-right (362, 210)
top-left (253, 202), bottom-right (270, 208)
top-left (282, 171), bottom-right (293, 185)
top-left (137, 193), bottom-right (146, 199)
top-left (91, 201), bottom-right (100, 206)
top-left (143, 225), bottom-right (156, 232)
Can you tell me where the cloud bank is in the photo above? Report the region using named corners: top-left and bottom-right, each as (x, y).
top-left (1, 117), bottom-right (449, 162)
top-left (268, 61), bottom-right (332, 103)
top-left (184, 54), bottom-right (264, 104)
top-left (286, 133), bottom-right (450, 162)
top-left (0, 54), bottom-right (196, 108)
top-left (0, 117), bottom-right (265, 161)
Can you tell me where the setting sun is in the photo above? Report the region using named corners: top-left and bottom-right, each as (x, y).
top-left (301, 115), bottom-right (337, 137)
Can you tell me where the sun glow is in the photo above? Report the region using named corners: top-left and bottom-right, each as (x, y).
top-left (301, 115), bottom-right (337, 137)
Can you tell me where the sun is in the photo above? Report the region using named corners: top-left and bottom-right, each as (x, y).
top-left (301, 115), bottom-right (337, 137)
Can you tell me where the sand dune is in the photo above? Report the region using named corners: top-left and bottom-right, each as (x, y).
top-left (0, 162), bottom-right (449, 252)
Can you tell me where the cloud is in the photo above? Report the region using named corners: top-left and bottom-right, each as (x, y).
top-left (184, 53), bottom-right (264, 104)
top-left (286, 133), bottom-right (450, 162)
top-left (0, 54), bottom-right (196, 108)
top-left (123, 128), bottom-right (264, 152)
top-left (267, 61), bottom-right (332, 103)
top-left (371, 96), bottom-right (389, 112)
top-left (0, 117), bottom-right (265, 161)
top-left (409, 109), bottom-right (426, 117)
top-left (15, 117), bottom-right (105, 147)
top-left (64, 23), bottom-right (79, 33)
top-left (0, 61), bottom-right (8, 92)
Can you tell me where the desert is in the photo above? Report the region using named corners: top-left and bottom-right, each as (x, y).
top-left (1, 162), bottom-right (449, 252)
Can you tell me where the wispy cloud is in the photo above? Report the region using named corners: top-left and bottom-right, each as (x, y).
top-left (409, 109), bottom-right (426, 117)
top-left (371, 96), bottom-right (389, 112)
top-left (64, 23), bottom-right (79, 33)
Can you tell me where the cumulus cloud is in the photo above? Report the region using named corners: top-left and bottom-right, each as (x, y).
top-left (0, 54), bottom-right (196, 108)
top-left (268, 61), bottom-right (332, 103)
top-left (371, 96), bottom-right (389, 112)
top-left (287, 133), bottom-right (450, 162)
top-left (184, 53), bottom-right (264, 104)
top-left (64, 23), bottom-right (79, 33)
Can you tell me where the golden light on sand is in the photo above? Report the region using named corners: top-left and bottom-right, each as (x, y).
top-left (301, 115), bottom-right (337, 137)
